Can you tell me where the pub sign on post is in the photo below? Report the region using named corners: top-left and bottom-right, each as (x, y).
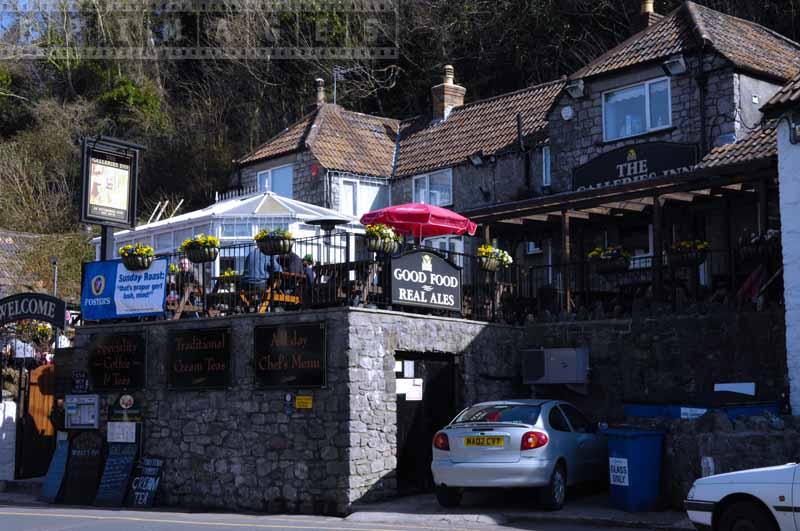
top-left (168, 328), bottom-right (231, 390)
top-left (88, 333), bottom-right (146, 391)
top-left (391, 250), bottom-right (461, 312)
top-left (80, 136), bottom-right (141, 229)
top-left (254, 323), bottom-right (326, 388)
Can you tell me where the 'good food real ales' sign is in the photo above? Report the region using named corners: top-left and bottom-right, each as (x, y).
top-left (391, 250), bottom-right (461, 312)
top-left (89, 333), bottom-right (146, 391)
top-left (254, 323), bottom-right (326, 388)
top-left (168, 328), bottom-right (231, 390)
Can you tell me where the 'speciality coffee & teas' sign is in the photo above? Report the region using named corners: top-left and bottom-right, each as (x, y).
top-left (572, 142), bottom-right (699, 192)
top-left (168, 328), bottom-right (230, 389)
top-left (89, 333), bottom-right (146, 391)
top-left (254, 323), bottom-right (326, 388)
top-left (391, 250), bottom-right (461, 312)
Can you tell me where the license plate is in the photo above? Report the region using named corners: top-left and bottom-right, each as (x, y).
top-left (464, 436), bottom-right (504, 447)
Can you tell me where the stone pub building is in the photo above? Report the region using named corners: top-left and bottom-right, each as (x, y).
top-left (64, 0), bottom-right (800, 515)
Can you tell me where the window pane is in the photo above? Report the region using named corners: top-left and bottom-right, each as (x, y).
top-left (604, 84), bottom-right (646, 140)
top-left (548, 407), bottom-right (571, 432)
top-left (429, 171), bottom-right (452, 206)
top-left (357, 183), bottom-right (382, 217)
top-left (271, 166), bottom-right (293, 198)
top-left (452, 404), bottom-right (541, 425)
top-left (649, 79), bottom-right (670, 129)
top-left (542, 146), bottom-right (551, 186)
top-left (560, 404), bottom-right (593, 433)
top-left (193, 225), bottom-right (212, 237)
top-left (257, 171), bottom-right (269, 192)
top-left (413, 177), bottom-right (428, 203)
top-left (341, 181), bottom-right (357, 217)
top-left (154, 232), bottom-right (173, 250)
top-left (175, 229), bottom-right (192, 246)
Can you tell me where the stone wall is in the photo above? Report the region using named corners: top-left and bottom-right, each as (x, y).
top-left (524, 309), bottom-right (787, 421)
top-left (70, 308), bottom-right (524, 513)
top-left (238, 151), bottom-right (325, 208)
top-left (0, 400), bottom-right (15, 481)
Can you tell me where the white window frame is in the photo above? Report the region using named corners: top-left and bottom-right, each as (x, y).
top-left (541, 146), bottom-right (551, 187)
top-left (602, 77), bottom-right (672, 142)
top-left (340, 179), bottom-right (359, 217)
top-left (412, 168), bottom-right (453, 207)
top-left (256, 163), bottom-right (294, 197)
top-left (526, 241), bottom-right (543, 255)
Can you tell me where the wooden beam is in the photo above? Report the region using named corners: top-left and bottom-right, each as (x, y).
top-left (601, 201), bottom-right (648, 212)
top-left (497, 218), bottom-right (524, 225)
top-left (690, 189), bottom-right (712, 196)
top-left (561, 212), bottom-right (571, 312)
top-left (583, 207), bottom-right (612, 215)
top-left (653, 195), bottom-right (663, 301)
top-left (523, 215), bottom-right (550, 222)
top-left (662, 192), bottom-right (695, 202)
top-left (629, 197), bottom-right (654, 205)
top-left (722, 183), bottom-right (743, 191)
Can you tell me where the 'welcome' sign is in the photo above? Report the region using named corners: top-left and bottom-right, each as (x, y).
top-left (0, 293), bottom-right (65, 329)
top-left (391, 250), bottom-right (461, 312)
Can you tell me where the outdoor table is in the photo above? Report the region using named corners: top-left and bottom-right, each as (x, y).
top-left (258, 271), bottom-right (306, 313)
top-left (207, 275), bottom-right (245, 315)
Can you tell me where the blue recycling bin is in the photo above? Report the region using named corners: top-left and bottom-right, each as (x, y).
top-left (602, 428), bottom-right (664, 512)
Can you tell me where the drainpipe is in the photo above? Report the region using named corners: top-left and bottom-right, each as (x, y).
top-left (517, 113), bottom-right (532, 191)
top-left (696, 42), bottom-right (710, 155)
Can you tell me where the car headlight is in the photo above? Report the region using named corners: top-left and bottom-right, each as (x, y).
top-left (687, 486), bottom-right (696, 500)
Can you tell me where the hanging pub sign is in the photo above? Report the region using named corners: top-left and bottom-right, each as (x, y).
top-left (572, 142), bottom-right (699, 192)
top-left (254, 323), bottom-right (326, 388)
top-left (81, 259), bottom-right (167, 321)
top-left (168, 328), bottom-right (231, 390)
top-left (0, 293), bottom-right (66, 329)
top-left (391, 250), bottom-right (461, 312)
top-left (80, 137), bottom-right (140, 229)
top-left (88, 333), bottom-right (146, 391)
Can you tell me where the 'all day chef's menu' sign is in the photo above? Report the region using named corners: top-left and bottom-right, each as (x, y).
top-left (168, 328), bottom-right (230, 390)
top-left (81, 259), bottom-right (167, 320)
top-left (572, 142), bottom-right (699, 192)
top-left (391, 250), bottom-right (461, 312)
top-left (254, 323), bottom-right (326, 388)
top-left (89, 333), bottom-right (146, 391)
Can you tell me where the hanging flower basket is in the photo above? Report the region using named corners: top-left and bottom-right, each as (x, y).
top-left (186, 246), bottom-right (219, 264)
top-left (122, 254), bottom-right (154, 271)
top-left (668, 251), bottom-right (707, 268)
top-left (479, 256), bottom-right (500, 272)
top-left (366, 236), bottom-right (399, 254)
top-left (118, 243), bottom-right (155, 271)
top-left (255, 229), bottom-right (294, 256)
top-left (592, 257), bottom-right (630, 275)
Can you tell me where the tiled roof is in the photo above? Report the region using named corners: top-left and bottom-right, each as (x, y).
top-left (0, 230), bottom-right (39, 297)
top-left (394, 79), bottom-right (566, 177)
top-left (697, 123), bottom-right (777, 170)
top-left (762, 71), bottom-right (800, 114)
top-left (238, 104), bottom-right (399, 177)
top-left (573, 1), bottom-right (800, 82)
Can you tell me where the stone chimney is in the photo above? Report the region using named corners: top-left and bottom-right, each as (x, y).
top-left (431, 65), bottom-right (466, 121)
top-left (315, 78), bottom-right (326, 107)
top-left (634, 0), bottom-right (659, 33)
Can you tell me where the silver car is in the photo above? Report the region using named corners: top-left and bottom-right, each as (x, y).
top-left (430, 399), bottom-right (607, 509)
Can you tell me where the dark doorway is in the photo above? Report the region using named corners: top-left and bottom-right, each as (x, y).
top-left (395, 352), bottom-right (458, 494)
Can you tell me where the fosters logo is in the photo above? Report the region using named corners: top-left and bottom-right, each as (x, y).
top-left (85, 274), bottom-right (112, 306)
top-left (91, 275), bottom-right (106, 295)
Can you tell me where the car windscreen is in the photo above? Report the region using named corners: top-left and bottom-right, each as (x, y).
top-left (452, 404), bottom-right (541, 425)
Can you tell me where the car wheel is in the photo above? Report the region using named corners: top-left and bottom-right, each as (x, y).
top-left (717, 501), bottom-right (776, 531)
top-left (435, 485), bottom-right (462, 508)
top-left (539, 463), bottom-right (566, 510)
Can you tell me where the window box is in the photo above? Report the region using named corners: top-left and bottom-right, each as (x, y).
top-left (603, 78), bottom-right (671, 142)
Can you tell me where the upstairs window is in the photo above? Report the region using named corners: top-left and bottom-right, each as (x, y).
top-left (257, 164), bottom-right (294, 198)
top-left (413, 169), bottom-right (452, 207)
top-left (603, 78), bottom-right (671, 142)
top-left (541, 146), bottom-right (551, 187)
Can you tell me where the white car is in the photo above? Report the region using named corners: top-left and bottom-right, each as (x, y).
top-left (685, 463), bottom-right (798, 531)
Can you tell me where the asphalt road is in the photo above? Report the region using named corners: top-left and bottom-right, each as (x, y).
top-left (0, 505), bottom-right (645, 531)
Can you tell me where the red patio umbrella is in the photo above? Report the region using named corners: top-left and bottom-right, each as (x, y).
top-left (360, 203), bottom-right (478, 241)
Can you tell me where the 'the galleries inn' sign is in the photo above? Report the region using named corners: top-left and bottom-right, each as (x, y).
top-left (572, 142), bottom-right (699, 192)
top-left (391, 250), bottom-right (461, 312)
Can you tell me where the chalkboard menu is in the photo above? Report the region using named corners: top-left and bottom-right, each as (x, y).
top-left (40, 433), bottom-right (69, 503)
top-left (126, 457), bottom-right (164, 508)
top-left (254, 323), bottom-right (326, 388)
top-left (62, 431), bottom-right (104, 505)
top-left (94, 443), bottom-right (137, 507)
top-left (89, 333), bottom-right (146, 390)
top-left (168, 328), bottom-right (230, 389)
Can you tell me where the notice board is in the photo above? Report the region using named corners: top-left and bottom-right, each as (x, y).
top-left (125, 457), bottom-right (164, 508)
top-left (40, 433), bottom-right (69, 503)
top-left (94, 442), bottom-right (138, 507)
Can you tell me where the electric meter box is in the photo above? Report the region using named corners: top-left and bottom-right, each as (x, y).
top-left (65, 394), bottom-right (100, 429)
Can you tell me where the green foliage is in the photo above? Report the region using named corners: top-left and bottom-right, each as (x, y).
top-left (98, 77), bottom-right (164, 124)
top-left (18, 232), bottom-right (95, 303)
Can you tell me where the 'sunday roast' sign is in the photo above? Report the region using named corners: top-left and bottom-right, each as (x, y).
top-left (168, 328), bottom-right (231, 389)
top-left (81, 259), bottom-right (167, 320)
top-left (254, 323), bottom-right (326, 388)
top-left (0, 293), bottom-right (66, 329)
top-left (572, 142), bottom-right (699, 192)
top-left (391, 250), bottom-right (461, 311)
top-left (89, 333), bottom-right (146, 390)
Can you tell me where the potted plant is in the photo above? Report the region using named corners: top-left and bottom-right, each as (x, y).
top-left (588, 246), bottom-right (630, 274)
top-left (118, 243), bottom-right (155, 270)
top-left (254, 228), bottom-right (293, 255)
top-left (221, 268), bottom-right (239, 291)
top-left (669, 239), bottom-right (709, 267)
top-left (739, 230), bottom-right (780, 262)
top-left (365, 224), bottom-right (401, 254)
top-left (477, 244), bottom-right (513, 272)
top-left (180, 233), bottom-right (220, 263)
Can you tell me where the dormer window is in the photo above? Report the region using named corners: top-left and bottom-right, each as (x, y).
top-left (257, 164), bottom-right (293, 198)
top-left (602, 77), bottom-right (671, 142)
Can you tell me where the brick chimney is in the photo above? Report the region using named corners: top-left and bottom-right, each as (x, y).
top-left (431, 65), bottom-right (466, 121)
top-left (315, 78), bottom-right (326, 107)
top-left (634, 0), bottom-right (659, 33)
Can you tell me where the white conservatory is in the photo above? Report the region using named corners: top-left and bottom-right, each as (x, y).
top-left (94, 191), bottom-right (362, 276)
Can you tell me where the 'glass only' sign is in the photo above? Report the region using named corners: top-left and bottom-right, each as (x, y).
top-left (391, 250), bottom-right (461, 312)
